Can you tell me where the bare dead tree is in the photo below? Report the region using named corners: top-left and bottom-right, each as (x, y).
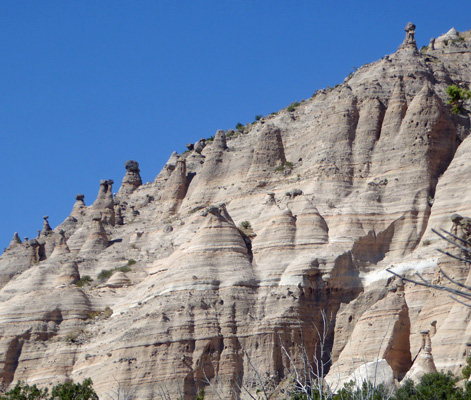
top-left (106, 376), bottom-right (137, 400)
top-left (387, 228), bottom-right (471, 306)
top-left (279, 310), bottom-right (335, 400)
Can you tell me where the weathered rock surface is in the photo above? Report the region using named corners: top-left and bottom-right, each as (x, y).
top-left (1, 24), bottom-right (471, 399)
top-left (117, 160), bottom-right (142, 198)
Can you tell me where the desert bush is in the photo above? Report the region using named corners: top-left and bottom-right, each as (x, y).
top-left (97, 269), bottom-right (114, 281)
top-left (236, 122), bottom-right (245, 132)
top-left (0, 381), bottom-right (49, 399)
top-left (463, 356), bottom-right (471, 380)
top-left (287, 101), bottom-right (301, 112)
top-left (116, 265), bottom-right (131, 273)
top-left (446, 85), bottom-right (471, 114)
top-left (50, 378), bottom-right (98, 400)
top-left (275, 161), bottom-right (294, 172)
top-left (76, 275), bottom-right (93, 287)
top-left (239, 221), bottom-right (252, 230)
top-left (87, 306), bottom-right (113, 320)
top-left (0, 379), bottom-right (98, 399)
top-left (393, 372), bottom-right (462, 400)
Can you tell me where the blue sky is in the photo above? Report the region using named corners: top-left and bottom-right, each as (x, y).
top-left (1, 1), bottom-right (471, 248)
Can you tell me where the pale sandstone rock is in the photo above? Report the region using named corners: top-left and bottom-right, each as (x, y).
top-left (80, 214), bottom-right (108, 254)
top-left (160, 158), bottom-right (187, 213)
top-left (91, 180), bottom-right (115, 226)
top-left (117, 160), bottom-right (142, 197)
top-left (71, 194), bottom-right (86, 218)
top-left (328, 291), bottom-right (411, 385)
top-left (0, 25), bottom-right (471, 399)
top-left (54, 262), bottom-right (80, 286)
top-left (6, 233), bottom-right (21, 250)
top-left (246, 124), bottom-right (286, 181)
top-left (402, 330), bottom-right (437, 384)
top-left (105, 271), bottom-right (130, 288)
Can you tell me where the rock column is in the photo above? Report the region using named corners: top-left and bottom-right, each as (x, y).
top-left (117, 160), bottom-right (142, 198)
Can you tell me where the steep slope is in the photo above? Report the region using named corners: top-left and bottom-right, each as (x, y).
top-left (1, 24), bottom-right (471, 398)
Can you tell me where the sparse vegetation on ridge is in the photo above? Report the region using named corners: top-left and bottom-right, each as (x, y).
top-left (287, 101), bottom-right (301, 112)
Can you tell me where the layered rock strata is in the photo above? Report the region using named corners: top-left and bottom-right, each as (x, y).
top-left (1, 24), bottom-right (471, 399)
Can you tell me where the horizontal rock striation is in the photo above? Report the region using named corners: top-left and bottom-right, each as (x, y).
top-left (1, 24), bottom-right (471, 399)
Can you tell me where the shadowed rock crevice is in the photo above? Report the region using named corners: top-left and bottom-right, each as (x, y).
top-left (1, 332), bottom-right (31, 388)
top-left (352, 98), bottom-right (386, 178)
top-left (351, 223), bottom-right (396, 267)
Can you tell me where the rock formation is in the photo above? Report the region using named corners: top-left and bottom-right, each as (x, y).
top-left (160, 157), bottom-right (187, 213)
top-left (1, 24), bottom-right (471, 399)
top-left (246, 124), bottom-right (286, 181)
top-left (91, 179), bottom-right (115, 225)
top-left (402, 330), bottom-right (437, 383)
top-left (399, 22), bottom-right (418, 51)
top-left (80, 213), bottom-right (108, 253)
top-left (117, 160), bottom-right (142, 197)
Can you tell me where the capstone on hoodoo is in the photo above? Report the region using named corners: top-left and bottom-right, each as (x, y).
top-left (398, 22), bottom-right (418, 52)
top-left (117, 160), bottom-right (143, 198)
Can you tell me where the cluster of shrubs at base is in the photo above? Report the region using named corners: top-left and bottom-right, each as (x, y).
top-left (4, 371), bottom-right (471, 399)
top-left (291, 371), bottom-right (471, 400)
top-left (0, 378), bottom-right (97, 400)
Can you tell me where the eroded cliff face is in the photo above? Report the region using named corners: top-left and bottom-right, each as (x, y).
top-left (2, 25), bottom-right (471, 399)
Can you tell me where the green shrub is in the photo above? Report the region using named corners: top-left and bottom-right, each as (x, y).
top-left (422, 239), bottom-right (431, 246)
top-left (255, 114), bottom-right (263, 121)
top-left (205, 135), bottom-right (214, 142)
top-left (116, 265), bottom-right (131, 273)
top-left (76, 275), bottom-right (93, 287)
top-left (414, 371), bottom-right (461, 400)
top-left (275, 164), bottom-right (285, 172)
top-left (275, 161), bottom-right (294, 172)
top-left (334, 381), bottom-right (389, 400)
top-left (239, 221), bottom-right (252, 230)
top-left (97, 269), bottom-right (113, 282)
top-left (463, 356), bottom-right (471, 379)
top-left (447, 84), bottom-right (471, 114)
top-left (50, 378), bottom-right (98, 400)
top-left (0, 379), bottom-right (98, 400)
top-left (236, 122), bottom-right (245, 132)
top-left (195, 389), bottom-right (205, 400)
top-left (127, 259), bottom-right (137, 266)
top-left (287, 101), bottom-right (301, 112)
top-left (0, 381), bottom-right (49, 399)
top-left (87, 307), bottom-right (112, 320)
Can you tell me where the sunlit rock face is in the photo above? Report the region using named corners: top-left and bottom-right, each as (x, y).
top-left (1, 25), bottom-right (471, 399)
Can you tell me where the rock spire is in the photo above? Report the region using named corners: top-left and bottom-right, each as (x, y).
top-left (117, 160), bottom-right (142, 197)
top-left (92, 179), bottom-right (115, 225)
top-left (399, 22), bottom-right (417, 51)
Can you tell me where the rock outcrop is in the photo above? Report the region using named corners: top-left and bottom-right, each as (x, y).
top-left (1, 23), bottom-right (471, 399)
top-left (117, 160), bottom-right (142, 197)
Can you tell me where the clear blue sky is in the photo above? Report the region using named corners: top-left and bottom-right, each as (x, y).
top-left (1, 1), bottom-right (470, 248)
